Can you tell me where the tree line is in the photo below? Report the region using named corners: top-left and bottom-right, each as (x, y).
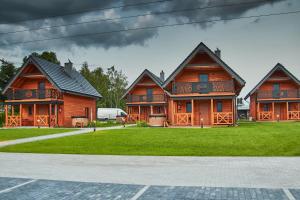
top-left (0, 51), bottom-right (128, 109)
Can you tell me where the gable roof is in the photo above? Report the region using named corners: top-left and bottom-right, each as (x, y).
top-left (162, 42), bottom-right (246, 87)
top-left (244, 63), bottom-right (300, 100)
top-left (122, 69), bottom-right (163, 99)
top-left (2, 56), bottom-right (102, 99)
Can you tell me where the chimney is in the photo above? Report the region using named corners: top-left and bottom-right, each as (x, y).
top-left (214, 48), bottom-right (221, 58)
top-left (160, 70), bottom-right (165, 82)
top-left (64, 59), bottom-right (73, 76)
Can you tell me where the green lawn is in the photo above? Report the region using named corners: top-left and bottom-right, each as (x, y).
top-left (0, 128), bottom-right (76, 142)
top-left (0, 122), bottom-right (300, 156)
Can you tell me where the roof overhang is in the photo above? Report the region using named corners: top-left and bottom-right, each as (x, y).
top-left (122, 69), bottom-right (163, 99)
top-left (244, 63), bottom-right (300, 100)
top-left (162, 42), bottom-right (246, 88)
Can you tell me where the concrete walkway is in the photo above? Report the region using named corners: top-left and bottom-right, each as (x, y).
top-left (0, 125), bottom-right (132, 148)
top-left (0, 153), bottom-right (299, 189)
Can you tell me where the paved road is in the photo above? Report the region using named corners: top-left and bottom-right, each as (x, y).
top-left (0, 125), bottom-right (132, 148)
top-left (0, 153), bottom-right (299, 189)
top-left (0, 177), bottom-right (299, 200)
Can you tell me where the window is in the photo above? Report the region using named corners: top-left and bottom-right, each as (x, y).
top-left (28, 106), bottom-right (32, 115)
top-left (51, 105), bottom-right (55, 114)
top-left (272, 83), bottom-right (280, 98)
top-left (263, 104), bottom-right (269, 112)
top-left (217, 101), bottom-right (223, 112)
top-left (85, 107), bottom-right (89, 118)
top-left (186, 102), bottom-right (192, 113)
top-left (199, 74), bottom-right (208, 82)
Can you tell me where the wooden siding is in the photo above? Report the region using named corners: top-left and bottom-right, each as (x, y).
top-left (63, 93), bottom-right (97, 127)
top-left (249, 68), bottom-right (300, 121)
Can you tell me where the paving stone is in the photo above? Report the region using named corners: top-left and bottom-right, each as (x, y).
top-left (138, 186), bottom-right (289, 200)
top-left (0, 179), bottom-right (143, 200)
top-left (289, 189), bottom-right (300, 200)
top-left (0, 177), bottom-right (32, 191)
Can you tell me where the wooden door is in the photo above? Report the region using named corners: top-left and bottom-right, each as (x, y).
top-left (198, 100), bottom-right (210, 125)
top-left (274, 103), bottom-right (285, 120)
top-left (140, 106), bottom-right (150, 122)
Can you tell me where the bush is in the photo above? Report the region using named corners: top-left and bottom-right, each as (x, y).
top-left (0, 112), bottom-right (4, 127)
top-left (137, 120), bottom-right (148, 127)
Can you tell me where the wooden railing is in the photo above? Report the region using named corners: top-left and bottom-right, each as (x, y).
top-left (126, 94), bottom-right (165, 103)
top-left (127, 114), bottom-right (139, 122)
top-left (6, 116), bottom-right (21, 127)
top-left (213, 112), bottom-right (233, 125)
top-left (174, 113), bottom-right (192, 126)
top-left (6, 89), bottom-right (62, 100)
top-left (258, 112), bottom-right (273, 120)
top-left (35, 115), bottom-right (56, 126)
top-left (288, 111), bottom-right (300, 120)
top-left (257, 89), bottom-right (300, 99)
top-left (172, 80), bottom-right (234, 94)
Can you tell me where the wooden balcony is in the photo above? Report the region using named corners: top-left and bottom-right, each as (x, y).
top-left (6, 89), bottom-right (62, 100)
top-left (126, 94), bottom-right (166, 103)
top-left (257, 90), bottom-right (300, 100)
top-left (172, 80), bottom-right (234, 94)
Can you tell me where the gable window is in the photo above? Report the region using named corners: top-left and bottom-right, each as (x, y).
top-left (263, 104), bottom-right (269, 112)
top-left (28, 106), bottom-right (32, 115)
top-left (217, 101), bottom-right (223, 112)
top-left (186, 102), bottom-right (192, 113)
top-left (199, 74), bottom-right (208, 82)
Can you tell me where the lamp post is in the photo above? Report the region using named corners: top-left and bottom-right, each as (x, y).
top-left (93, 120), bottom-right (96, 132)
top-left (200, 118), bottom-right (204, 128)
top-left (276, 114), bottom-right (280, 122)
top-left (37, 119), bottom-right (40, 128)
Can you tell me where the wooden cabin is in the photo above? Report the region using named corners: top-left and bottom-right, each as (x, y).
top-left (2, 56), bottom-right (101, 127)
top-left (245, 63), bottom-right (300, 121)
top-left (123, 42), bottom-right (246, 126)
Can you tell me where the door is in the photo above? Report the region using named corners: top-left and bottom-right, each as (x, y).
top-left (38, 81), bottom-right (46, 99)
top-left (146, 88), bottom-right (153, 102)
top-left (199, 74), bottom-right (209, 94)
top-left (198, 100), bottom-right (210, 125)
top-left (140, 106), bottom-right (150, 122)
top-left (272, 83), bottom-right (280, 98)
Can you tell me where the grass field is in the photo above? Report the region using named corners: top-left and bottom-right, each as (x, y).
top-left (0, 128), bottom-right (76, 142)
top-left (0, 122), bottom-right (300, 156)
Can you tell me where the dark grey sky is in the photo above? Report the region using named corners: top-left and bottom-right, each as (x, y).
top-left (0, 0), bottom-right (299, 97)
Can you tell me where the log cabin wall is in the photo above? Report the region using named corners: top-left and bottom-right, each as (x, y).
top-left (63, 93), bottom-right (97, 127)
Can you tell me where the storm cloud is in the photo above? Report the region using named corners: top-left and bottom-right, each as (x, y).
top-left (0, 0), bottom-right (285, 51)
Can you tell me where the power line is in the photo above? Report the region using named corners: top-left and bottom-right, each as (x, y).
top-left (1, 10), bottom-right (299, 47)
top-left (0, 0), bottom-right (273, 35)
top-left (1, 0), bottom-right (177, 25)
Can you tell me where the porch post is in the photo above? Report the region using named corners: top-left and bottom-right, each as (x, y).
top-left (232, 98), bottom-right (234, 125)
top-left (33, 104), bottom-right (36, 126)
top-left (5, 105), bottom-right (8, 127)
top-left (11, 105), bottom-right (14, 116)
top-left (210, 99), bottom-right (214, 125)
top-left (19, 104), bottom-right (22, 126)
top-left (150, 105), bottom-right (153, 115)
top-left (272, 102), bottom-right (275, 120)
top-left (138, 105), bottom-right (141, 121)
top-left (172, 100), bottom-right (175, 125)
top-left (286, 102), bottom-right (289, 120)
top-left (257, 102), bottom-right (260, 120)
top-left (55, 104), bottom-right (58, 126)
top-left (191, 99), bottom-right (194, 126)
top-left (49, 104), bottom-right (52, 127)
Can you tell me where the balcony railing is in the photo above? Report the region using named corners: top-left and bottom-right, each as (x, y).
top-left (257, 90), bottom-right (300, 99)
top-left (172, 80), bottom-right (234, 94)
top-left (6, 89), bottom-right (62, 100)
top-left (127, 94), bottom-right (165, 103)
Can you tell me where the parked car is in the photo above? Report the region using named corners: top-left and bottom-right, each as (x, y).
top-left (97, 108), bottom-right (127, 120)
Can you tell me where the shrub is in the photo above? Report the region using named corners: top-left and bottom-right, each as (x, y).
top-left (0, 112), bottom-right (4, 127)
top-left (137, 120), bottom-right (148, 127)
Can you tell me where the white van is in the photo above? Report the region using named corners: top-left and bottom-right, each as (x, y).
top-left (97, 108), bottom-right (127, 120)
